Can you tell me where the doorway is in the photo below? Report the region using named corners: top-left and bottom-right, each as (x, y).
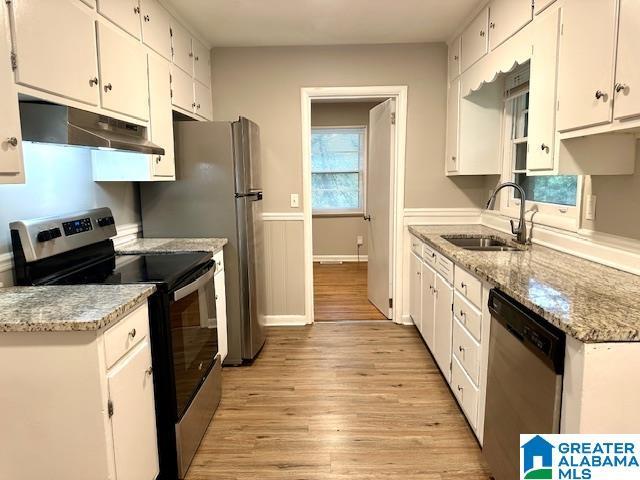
top-left (301, 86), bottom-right (408, 324)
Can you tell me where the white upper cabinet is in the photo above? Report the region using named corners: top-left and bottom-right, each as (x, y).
top-left (171, 21), bottom-right (193, 75)
top-left (97, 21), bottom-right (149, 121)
top-left (140, 0), bottom-right (172, 60)
top-left (97, 0), bottom-right (142, 39)
top-left (0, 4), bottom-right (23, 182)
top-left (556, 0), bottom-right (617, 132)
top-left (527, 6), bottom-right (561, 172)
top-left (192, 38), bottom-right (211, 87)
top-left (445, 77), bottom-right (460, 174)
top-left (613, 0), bottom-right (640, 121)
top-left (460, 7), bottom-right (489, 72)
top-left (148, 54), bottom-right (175, 177)
top-left (488, 0), bottom-right (533, 50)
top-left (10, 0), bottom-right (100, 106)
top-left (171, 64), bottom-right (194, 112)
top-left (194, 80), bottom-right (213, 120)
top-left (448, 36), bottom-right (461, 82)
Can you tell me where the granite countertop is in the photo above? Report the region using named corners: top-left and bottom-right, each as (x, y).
top-left (116, 238), bottom-right (228, 255)
top-left (409, 225), bottom-right (640, 343)
top-left (0, 284), bottom-right (156, 332)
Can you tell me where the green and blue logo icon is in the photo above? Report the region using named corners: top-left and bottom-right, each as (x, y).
top-left (521, 435), bottom-right (554, 479)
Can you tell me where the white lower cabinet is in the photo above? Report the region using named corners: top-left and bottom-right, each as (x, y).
top-left (409, 252), bottom-right (423, 333)
top-left (421, 262), bottom-right (436, 349)
top-left (451, 355), bottom-right (479, 427)
top-left (0, 303), bottom-right (159, 480)
top-left (214, 250), bottom-right (229, 361)
top-left (433, 273), bottom-right (453, 382)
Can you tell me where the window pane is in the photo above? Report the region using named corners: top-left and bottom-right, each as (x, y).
top-left (514, 174), bottom-right (578, 206)
top-left (312, 131), bottom-right (362, 172)
top-left (312, 172), bottom-right (360, 210)
top-left (514, 142), bottom-right (527, 171)
top-left (512, 93), bottom-right (529, 140)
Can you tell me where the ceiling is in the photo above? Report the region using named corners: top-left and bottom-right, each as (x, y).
top-left (164, 0), bottom-right (483, 47)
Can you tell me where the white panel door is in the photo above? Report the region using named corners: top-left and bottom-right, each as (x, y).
top-left (214, 270), bottom-right (229, 361)
top-left (107, 340), bottom-right (159, 480)
top-left (409, 253), bottom-right (422, 332)
top-left (448, 36), bottom-right (461, 81)
top-left (147, 54), bottom-right (174, 177)
top-left (171, 65), bottom-right (194, 112)
top-left (421, 262), bottom-right (436, 349)
top-left (613, 0), bottom-right (640, 120)
top-left (97, 0), bottom-right (142, 39)
top-left (194, 81), bottom-right (213, 120)
top-left (0, 5), bottom-right (23, 178)
top-left (488, 0), bottom-right (533, 51)
top-left (527, 6), bottom-right (560, 172)
top-left (140, 0), bottom-right (172, 60)
top-left (366, 99), bottom-right (395, 319)
top-left (97, 21), bottom-right (149, 121)
top-left (11, 0), bottom-right (99, 105)
top-left (557, 0), bottom-right (617, 132)
top-left (171, 21), bottom-right (193, 75)
top-left (445, 77), bottom-right (460, 173)
top-left (460, 7), bottom-right (489, 72)
top-left (433, 274), bottom-right (453, 383)
top-left (192, 38), bottom-right (211, 86)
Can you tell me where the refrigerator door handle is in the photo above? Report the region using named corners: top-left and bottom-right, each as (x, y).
top-left (235, 192), bottom-right (263, 200)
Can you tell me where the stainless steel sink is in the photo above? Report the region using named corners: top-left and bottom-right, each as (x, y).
top-left (441, 235), bottom-right (522, 252)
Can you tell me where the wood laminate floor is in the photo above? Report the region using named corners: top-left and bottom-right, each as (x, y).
top-left (186, 322), bottom-right (490, 479)
top-left (313, 262), bottom-right (387, 321)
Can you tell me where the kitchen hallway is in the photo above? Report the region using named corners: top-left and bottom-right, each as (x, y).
top-left (185, 322), bottom-right (490, 479)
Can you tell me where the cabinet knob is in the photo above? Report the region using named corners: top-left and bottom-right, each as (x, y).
top-left (196, 103), bottom-right (201, 109)
top-left (189, 52), bottom-right (194, 58)
top-left (129, 328), bottom-right (136, 339)
top-left (155, 156), bottom-right (161, 164)
top-left (615, 83), bottom-right (628, 93)
top-left (489, 22), bottom-right (495, 29)
top-left (133, 6), bottom-right (140, 14)
top-left (540, 143), bottom-right (549, 153)
top-left (594, 90), bottom-right (606, 100)
top-left (144, 14), bottom-right (150, 22)
top-left (480, 30), bottom-right (486, 37)
top-left (89, 77), bottom-right (98, 87)
top-left (451, 156), bottom-right (456, 161)
top-left (195, 56), bottom-right (199, 61)
top-left (460, 281), bottom-right (466, 289)
top-left (459, 345), bottom-right (465, 353)
top-left (453, 55), bottom-right (459, 61)
top-left (6, 137), bottom-right (18, 147)
top-left (104, 83), bottom-right (113, 92)
top-left (459, 310), bottom-right (466, 319)
top-left (457, 385), bottom-right (464, 393)
top-left (145, 366), bottom-right (153, 376)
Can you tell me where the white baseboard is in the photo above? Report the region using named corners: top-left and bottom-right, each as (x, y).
top-left (262, 212), bottom-right (305, 221)
top-left (264, 315), bottom-right (310, 326)
top-left (399, 314), bottom-right (415, 326)
top-left (313, 255), bottom-right (368, 263)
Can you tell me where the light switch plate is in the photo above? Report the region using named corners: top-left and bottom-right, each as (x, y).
top-left (356, 235), bottom-right (364, 246)
top-left (290, 193), bottom-right (299, 208)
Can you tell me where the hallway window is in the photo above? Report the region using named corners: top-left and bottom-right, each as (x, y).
top-left (311, 127), bottom-right (365, 214)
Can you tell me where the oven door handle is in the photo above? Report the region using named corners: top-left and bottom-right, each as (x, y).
top-left (173, 267), bottom-right (215, 302)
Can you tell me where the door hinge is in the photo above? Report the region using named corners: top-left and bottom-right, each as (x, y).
top-left (389, 298), bottom-right (393, 309)
top-left (170, 89), bottom-right (173, 98)
top-left (107, 399), bottom-right (114, 418)
top-left (390, 112), bottom-right (396, 125)
top-left (10, 51), bottom-right (16, 71)
top-left (169, 27), bottom-right (173, 37)
top-left (451, 303), bottom-right (454, 312)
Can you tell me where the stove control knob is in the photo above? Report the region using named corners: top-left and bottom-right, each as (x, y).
top-left (97, 216), bottom-right (115, 227)
top-left (37, 230), bottom-right (53, 242)
top-left (49, 228), bottom-right (62, 239)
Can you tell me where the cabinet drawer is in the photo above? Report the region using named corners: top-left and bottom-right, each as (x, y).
top-left (451, 356), bottom-right (478, 428)
top-left (435, 254), bottom-right (453, 284)
top-left (454, 290), bottom-right (482, 341)
top-left (104, 303), bottom-right (150, 369)
top-left (454, 266), bottom-right (482, 308)
top-left (452, 317), bottom-right (480, 385)
top-left (213, 250), bottom-right (224, 272)
top-left (422, 243), bottom-right (437, 267)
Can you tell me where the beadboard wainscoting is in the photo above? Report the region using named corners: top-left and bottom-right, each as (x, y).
top-left (313, 255), bottom-right (369, 263)
top-left (262, 213), bottom-right (308, 325)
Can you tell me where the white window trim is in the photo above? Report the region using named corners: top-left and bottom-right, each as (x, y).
top-left (311, 125), bottom-right (367, 216)
top-left (498, 88), bottom-right (582, 232)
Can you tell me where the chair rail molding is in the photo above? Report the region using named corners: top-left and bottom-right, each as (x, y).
top-left (262, 212), bottom-right (305, 221)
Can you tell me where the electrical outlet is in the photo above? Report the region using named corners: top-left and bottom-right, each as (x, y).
top-left (356, 235), bottom-right (364, 246)
top-left (290, 193), bottom-right (299, 208)
top-left (585, 194), bottom-right (597, 221)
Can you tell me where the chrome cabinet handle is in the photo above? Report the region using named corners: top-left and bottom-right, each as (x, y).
top-left (104, 83), bottom-right (113, 92)
top-left (540, 143), bottom-right (549, 152)
top-left (144, 14), bottom-right (150, 22)
top-left (89, 77), bottom-right (98, 87)
top-left (457, 385), bottom-right (463, 392)
top-left (460, 281), bottom-right (466, 289)
top-left (459, 310), bottom-right (466, 319)
top-left (479, 30), bottom-right (485, 37)
top-left (129, 328), bottom-right (136, 339)
top-left (196, 104), bottom-right (201, 109)
top-left (489, 22), bottom-right (495, 29)
top-left (134, 6), bottom-right (140, 14)
top-left (155, 156), bottom-right (161, 164)
top-left (145, 366), bottom-right (153, 376)
top-left (192, 102), bottom-right (197, 108)
top-left (6, 137), bottom-right (18, 147)
top-left (595, 90), bottom-right (606, 100)
top-left (453, 55), bottom-right (459, 61)
top-left (615, 83), bottom-right (627, 93)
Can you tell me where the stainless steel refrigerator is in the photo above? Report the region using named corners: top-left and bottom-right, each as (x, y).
top-left (140, 117), bottom-right (266, 365)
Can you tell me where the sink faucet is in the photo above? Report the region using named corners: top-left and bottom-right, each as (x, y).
top-left (486, 182), bottom-right (528, 245)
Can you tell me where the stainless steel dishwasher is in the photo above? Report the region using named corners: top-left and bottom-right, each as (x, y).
top-left (482, 289), bottom-right (566, 480)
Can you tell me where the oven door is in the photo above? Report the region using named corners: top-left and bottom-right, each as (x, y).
top-left (170, 264), bottom-right (219, 418)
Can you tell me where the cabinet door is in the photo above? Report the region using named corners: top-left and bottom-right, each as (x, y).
top-left (535, 0), bottom-right (557, 15)
top-left (445, 77), bottom-right (460, 173)
top-left (409, 253), bottom-right (422, 332)
top-left (97, 0), bottom-right (142, 39)
top-left (148, 54), bottom-right (175, 177)
top-left (613, 0), bottom-right (640, 120)
top-left (460, 7), bottom-right (489, 72)
top-left (140, 0), bottom-right (172, 60)
top-left (433, 275), bottom-right (453, 382)
top-left (448, 36), bottom-right (461, 81)
top-left (214, 270), bottom-right (228, 361)
top-left (171, 21), bottom-right (193, 75)
top-left (527, 7), bottom-right (560, 172)
top-left (97, 22), bottom-right (149, 121)
top-left (171, 65), bottom-right (194, 112)
top-left (488, 0), bottom-right (532, 51)
top-left (557, 0), bottom-right (617, 132)
top-left (11, 0), bottom-right (99, 105)
top-left (192, 38), bottom-right (211, 87)
top-left (421, 263), bottom-right (436, 349)
top-left (108, 340), bottom-right (159, 480)
top-left (194, 81), bottom-right (213, 120)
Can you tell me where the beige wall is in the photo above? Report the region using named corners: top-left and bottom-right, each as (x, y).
top-left (311, 101), bottom-right (381, 257)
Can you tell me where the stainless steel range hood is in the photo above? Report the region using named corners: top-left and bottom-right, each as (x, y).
top-left (19, 102), bottom-right (165, 156)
